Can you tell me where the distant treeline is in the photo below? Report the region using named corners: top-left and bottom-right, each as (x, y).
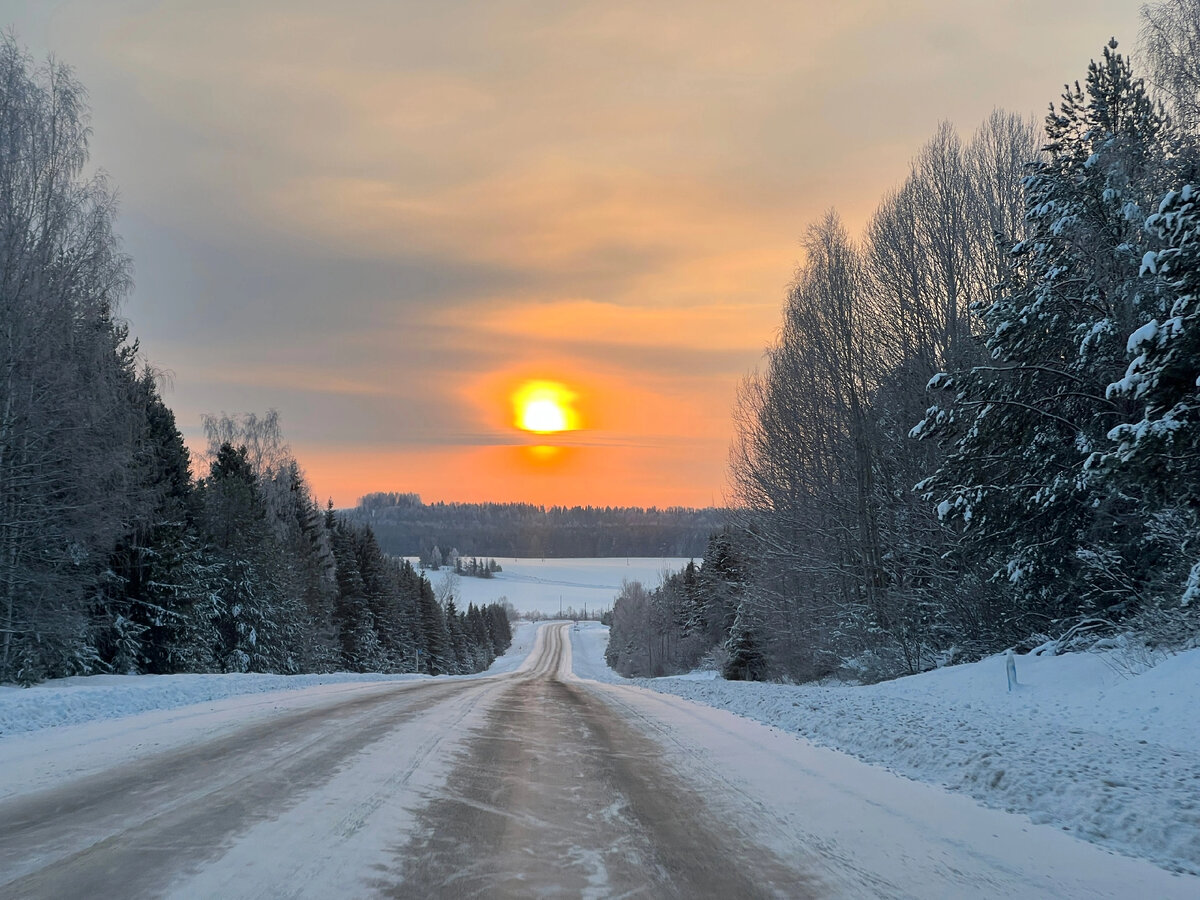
top-left (348, 493), bottom-right (725, 558)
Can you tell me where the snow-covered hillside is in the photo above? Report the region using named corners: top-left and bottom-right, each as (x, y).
top-left (425, 556), bottom-right (689, 616)
top-left (568, 622), bottom-right (1200, 876)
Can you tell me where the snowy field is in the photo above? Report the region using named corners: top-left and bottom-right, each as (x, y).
top-left (567, 621), bottom-right (1200, 876)
top-left (424, 556), bottom-right (689, 616)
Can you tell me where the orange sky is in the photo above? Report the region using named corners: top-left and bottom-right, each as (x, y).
top-left (2, 0), bottom-right (1145, 508)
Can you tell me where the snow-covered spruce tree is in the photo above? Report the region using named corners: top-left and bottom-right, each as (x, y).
top-left (688, 530), bottom-right (744, 649)
top-left (354, 526), bottom-right (417, 671)
top-left (198, 443), bottom-right (289, 673)
top-left (269, 467), bottom-right (340, 673)
top-left (465, 603), bottom-right (494, 671)
top-left (330, 517), bottom-right (385, 672)
top-left (396, 558), bottom-right (433, 666)
top-left (94, 370), bottom-right (218, 674)
top-left (200, 413), bottom-right (330, 673)
top-left (415, 576), bottom-right (451, 674)
top-left (914, 41), bottom-right (1172, 635)
top-left (485, 601), bottom-right (513, 656)
top-left (721, 603), bottom-right (768, 682)
top-left (1106, 185), bottom-right (1200, 615)
top-left (444, 599), bottom-right (471, 674)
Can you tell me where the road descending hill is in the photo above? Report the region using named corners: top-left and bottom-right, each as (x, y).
top-left (1, 623), bottom-right (1195, 898)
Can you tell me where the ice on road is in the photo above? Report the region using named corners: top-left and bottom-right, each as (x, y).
top-left (1, 622), bottom-right (1195, 898)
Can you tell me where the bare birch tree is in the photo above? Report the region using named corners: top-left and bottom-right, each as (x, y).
top-left (0, 36), bottom-right (141, 682)
top-left (1141, 0), bottom-right (1200, 132)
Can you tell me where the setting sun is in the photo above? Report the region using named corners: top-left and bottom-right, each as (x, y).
top-left (513, 380), bottom-right (580, 434)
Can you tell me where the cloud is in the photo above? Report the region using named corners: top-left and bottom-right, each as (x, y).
top-left (4, 0), bottom-right (1146, 506)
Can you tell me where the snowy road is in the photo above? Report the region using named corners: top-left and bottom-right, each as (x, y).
top-left (1, 623), bottom-right (1195, 898)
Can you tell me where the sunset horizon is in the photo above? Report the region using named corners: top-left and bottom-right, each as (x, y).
top-left (1, 1), bottom-right (1146, 509)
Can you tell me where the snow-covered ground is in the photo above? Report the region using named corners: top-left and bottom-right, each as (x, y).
top-left (568, 621), bottom-right (1200, 876)
top-left (5, 554), bottom-right (1197, 884)
top-left (0, 670), bottom-right (419, 738)
top-left (423, 556), bottom-right (689, 616)
top-left (0, 621), bottom-right (541, 739)
top-left (3, 616), bottom-right (1198, 895)
top-left (9, 622), bottom-right (1194, 898)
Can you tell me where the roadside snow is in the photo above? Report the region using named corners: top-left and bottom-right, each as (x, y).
top-left (481, 620), bottom-right (539, 675)
top-left (568, 622), bottom-right (620, 683)
top-left (0, 621), bottom-right (540, 738)
top-left (6, 609), bottom-right (1196, 880)
top-left (569, 622), bottom-right (1200, 876)
top-left (0, 672), bottom-right (422, 738)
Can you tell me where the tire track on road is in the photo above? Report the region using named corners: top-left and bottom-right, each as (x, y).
top-left (385, 624), bottom-right (817, 899)
top-left (0, 677), bottom-right (498, 898)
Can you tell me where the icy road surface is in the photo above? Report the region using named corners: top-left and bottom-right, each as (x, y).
top-left (2, 624), bottom-right (1196, 898)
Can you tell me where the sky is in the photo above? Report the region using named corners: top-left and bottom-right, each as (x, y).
top-left (1, 0), bottom-right (1146, 508)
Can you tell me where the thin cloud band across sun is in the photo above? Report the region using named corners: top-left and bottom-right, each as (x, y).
top-left (513, 380), bottom-right (581, 434)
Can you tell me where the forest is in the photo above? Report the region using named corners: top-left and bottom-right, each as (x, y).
top-left (347, 493), bottom-right (723, 559)
top-left (608, 3), bottom-right (1200, 682)
top-left (0, 37), bottom-right (510, 684)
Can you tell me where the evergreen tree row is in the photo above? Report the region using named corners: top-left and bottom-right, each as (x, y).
top-left (0, 37), bottom-right (511, 685)
top-left (349, 493), bottom-right (723, 559)
top-left (605, 531), bottom-right (745, 678)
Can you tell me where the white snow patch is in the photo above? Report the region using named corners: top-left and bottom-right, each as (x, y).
top-left (1126, 318), bottom-right (1159, 353)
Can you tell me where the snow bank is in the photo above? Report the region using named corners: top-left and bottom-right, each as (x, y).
top-left (0, 621), bottom-right (541, 738)
top-left (570, 624), bottom-right (1200, 875)
top-left (0, 671), bottom-right (424, 737)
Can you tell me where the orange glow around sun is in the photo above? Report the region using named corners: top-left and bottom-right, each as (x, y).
top-left (513, 380), bottom-right (580, 434)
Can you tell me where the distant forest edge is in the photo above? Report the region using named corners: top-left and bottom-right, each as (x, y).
top-left (346, 493), bottom-right (726, 559)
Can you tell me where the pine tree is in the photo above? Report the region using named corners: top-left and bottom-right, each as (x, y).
top-left (915, 41), bottom-right (1171, 629)
top-left (199, 444), bottom-right (285, 673)
top-left (722, 604), bottom-right (768, 681)
top-left (97, 371), bottom-right (216, 674)
top-left (1108, 184), bottom-right (1200, 606)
